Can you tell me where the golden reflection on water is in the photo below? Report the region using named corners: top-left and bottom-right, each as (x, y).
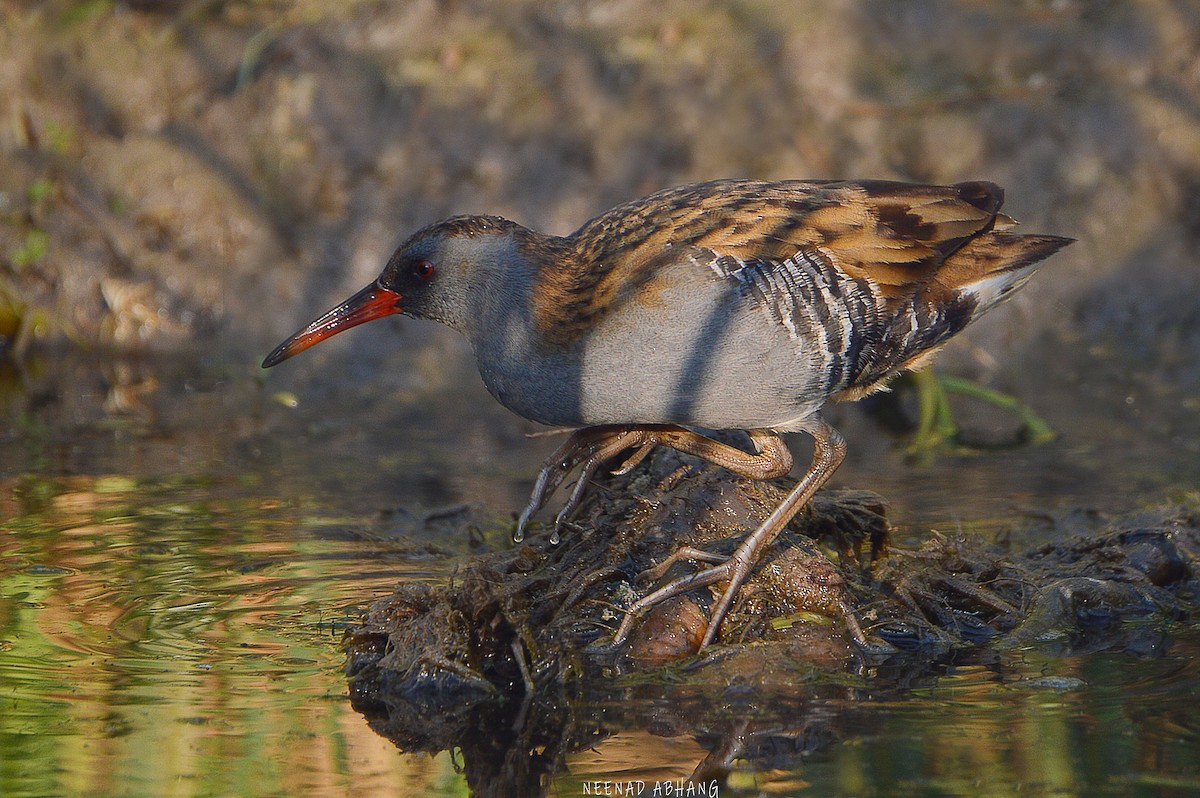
top-left (0, 474), bottom-right (466, 798)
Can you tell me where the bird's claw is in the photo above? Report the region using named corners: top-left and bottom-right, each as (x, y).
top-left (611, 441), bottom-right (656, 475)
top-left (515, 425), bottom-right (794, 548)
top-left (634, 545), bottom-right (729, 586)
top-left (514, 425), bottom-right (655, 543)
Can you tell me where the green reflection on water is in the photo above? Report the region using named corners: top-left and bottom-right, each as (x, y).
top-left (0, 473), bottom-right (468, 798)
top-left (804, 654), bottom-right (1200, 798)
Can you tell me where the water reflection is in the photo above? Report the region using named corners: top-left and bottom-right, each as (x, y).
top-left (0, 474), bottom-right (457, 797)
top-left (3, 349), bottom-right (1200, 796)
top-left (348, 638), bottom-right (1200, 797)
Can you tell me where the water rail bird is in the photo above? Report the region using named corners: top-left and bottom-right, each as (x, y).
top-left (262, 179), bottom-right (1072, 651)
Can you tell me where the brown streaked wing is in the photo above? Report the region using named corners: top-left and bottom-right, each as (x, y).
top-left (530, 179), bottom-right (1005, 344)
top-left (804, 180), bottom-right (1003, 297)
top-left (933, 231), bottom-right (1074, 293)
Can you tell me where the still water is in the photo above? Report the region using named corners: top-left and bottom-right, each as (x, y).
top-left (2, 346), bottom-right (1199, 796)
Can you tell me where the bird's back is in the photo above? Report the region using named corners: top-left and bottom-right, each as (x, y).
top-left (530, 179), bottom-right (1067, 396)
top-left (481, 179), bottom-right (1071, 430)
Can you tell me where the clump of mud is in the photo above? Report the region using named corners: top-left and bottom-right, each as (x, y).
top-left (344, 444), bottom-right (1200, 774)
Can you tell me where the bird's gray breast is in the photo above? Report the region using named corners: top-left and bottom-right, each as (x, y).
top-left (572, 253), bottom-right (847, 429)
top-left (471, 248), bottom-right (879, 430)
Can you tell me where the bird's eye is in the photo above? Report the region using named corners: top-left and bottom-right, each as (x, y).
top-left (413, 260), bottom-right (435, 280)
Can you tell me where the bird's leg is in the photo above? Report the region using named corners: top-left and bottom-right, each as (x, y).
top-left (609, 416), bottom-right (847, 649)
top-left (515, 426), bottom-right (794, 542)
top-left (633, 427), bottom-right (795, 480)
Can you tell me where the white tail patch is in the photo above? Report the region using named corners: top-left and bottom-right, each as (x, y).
top-left (960, 263), bottom-right (1040, 311)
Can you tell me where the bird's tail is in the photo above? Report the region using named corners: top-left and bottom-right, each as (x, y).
top-left (941, 232), bottom-right (1074, 312)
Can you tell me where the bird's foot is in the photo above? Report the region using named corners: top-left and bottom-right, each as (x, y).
top-left (611, 551), bottom-right (747, 650)
top-left (602, 416), bottom-right (848, 653)
top-left (515, 425), bottom-right (660, 543)
top-left (614, 545), bottom-right (871, 652)
top-left (515, 425), bottom-right (794, 544)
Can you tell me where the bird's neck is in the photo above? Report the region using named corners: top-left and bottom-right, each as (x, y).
top-left (431, 226), bottom-right (587, 422)
top-left (440, 226), bottom-right (573, 344)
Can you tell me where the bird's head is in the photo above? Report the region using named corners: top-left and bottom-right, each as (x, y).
top-left (261, 215), bottom-right (532, 368)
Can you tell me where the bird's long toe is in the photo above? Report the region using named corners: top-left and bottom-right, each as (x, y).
top-left (611, 558), bottom-right (739, 646)
top-left (514, 425), bottom-right (648, 542)
top-left (636, 545), bottom-right (730, 586)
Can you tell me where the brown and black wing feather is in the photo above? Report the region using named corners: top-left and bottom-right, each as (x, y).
top-left (531, 180), bottom-right (1070, 387)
